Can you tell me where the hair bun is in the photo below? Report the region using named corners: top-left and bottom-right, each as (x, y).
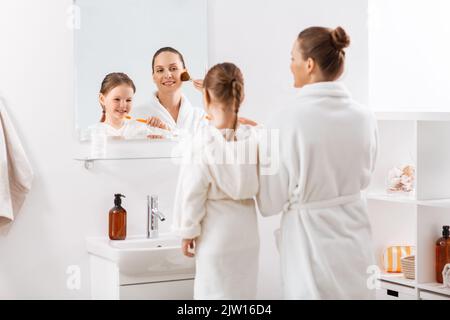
top-left (331, 26), bottom-right (350, 51)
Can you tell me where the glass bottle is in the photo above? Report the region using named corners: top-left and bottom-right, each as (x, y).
top-left (109, 194), bottom-right (127, 240)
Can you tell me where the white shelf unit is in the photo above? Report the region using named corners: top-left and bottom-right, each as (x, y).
top-left (368, 111), bottom-right (450, 300)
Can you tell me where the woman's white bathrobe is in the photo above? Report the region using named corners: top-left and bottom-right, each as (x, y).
top-left (172, 125), bottom-right (260, 300)
top-left (257, 82), bottom-right (378, 300)
top-left (134, 92), bottom-right (206, 135)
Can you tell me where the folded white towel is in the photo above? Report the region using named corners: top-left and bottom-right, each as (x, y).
top-left (0, 100), bottom-right (33, 221)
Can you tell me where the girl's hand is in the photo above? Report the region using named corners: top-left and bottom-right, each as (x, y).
top-left (147, 116), bottom-right (169, 130)
top-left (182, 238), bottom-right (196, 258)
top-left (193, 79), bottom-right (204, 92)
top-left (238, 117), bottom-right (258, 126)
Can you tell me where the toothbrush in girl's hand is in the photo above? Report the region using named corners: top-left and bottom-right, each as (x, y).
top-left (126, 115), bottom-right (176, 139)
top-left (125, 115), bottom-right (147, 123)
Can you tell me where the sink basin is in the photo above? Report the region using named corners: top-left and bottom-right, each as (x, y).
top-left (109, 236), bottom-right (180, 250)
top-left (86, 234), bottom-right (195, 277)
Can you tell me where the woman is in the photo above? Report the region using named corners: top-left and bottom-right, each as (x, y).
top-left (257, 26), bottom-right (378, 299)
top-left (137, 47), bottom-right (258, 136)
top-left (134, 47), bottom-right (206, 135)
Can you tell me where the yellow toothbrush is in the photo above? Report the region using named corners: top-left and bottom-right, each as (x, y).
top-left (125, 115), bottom-right (147, 123)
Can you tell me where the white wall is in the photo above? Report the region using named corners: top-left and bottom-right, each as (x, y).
top-left (0, 0), bottom-right (368, 299)
top-left (369, 0), bottom-right (450, 110)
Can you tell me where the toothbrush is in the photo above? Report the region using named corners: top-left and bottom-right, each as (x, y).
top-left (125, 115), bottom-right (148, 123)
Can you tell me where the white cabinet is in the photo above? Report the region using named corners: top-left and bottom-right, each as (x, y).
top-left (87, 236), bottom-right (196, 300)
top-left (89, 255), bottom-right (195, 300)
top-left (368, 111), bottom-right (450, 300)
top-left (376, 281), bottom-right (417, 300)
top-left (120, 280), bottom-right (194, 300)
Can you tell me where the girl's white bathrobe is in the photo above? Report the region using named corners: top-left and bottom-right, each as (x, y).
top-left (172, 125), bottom-right (260, 300)
top-left (257, 81), bottom-right (378, 300)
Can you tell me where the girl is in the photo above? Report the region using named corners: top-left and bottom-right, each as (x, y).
top-left (89, 72), bottom-right (163, 139)
top-left (172, 63), bottom-right (260, 300)
top-left (257, 26), bottom-right (378, 299)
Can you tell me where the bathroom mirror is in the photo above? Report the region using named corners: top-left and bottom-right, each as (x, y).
top-left (74, 0), bottom-right (208, 141)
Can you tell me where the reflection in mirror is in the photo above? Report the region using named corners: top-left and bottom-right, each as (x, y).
top-left (74, 0), bottom-right (208, 141)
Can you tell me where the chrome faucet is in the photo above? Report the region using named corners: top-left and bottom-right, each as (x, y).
top-left (147, 195), bottom-right (166, 238)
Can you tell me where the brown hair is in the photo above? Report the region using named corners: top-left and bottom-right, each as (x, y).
top-left (99, 72), bottom-right (136, 122)
top-left (297, 26), bottom-right (350, 80)
top-left (203, 62), bottom-right (244, 132)
top-left (151, 47), bottom-right (186, 74)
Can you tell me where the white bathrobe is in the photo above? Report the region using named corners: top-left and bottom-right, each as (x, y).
top-left (172, 125), bottom-right (260, 300)
top-left (257, 81), bottom-right (378, 300)
top-left (0, 100), bottom-right (34, 221)
top-left (133, 92), bottom-right (206, 135)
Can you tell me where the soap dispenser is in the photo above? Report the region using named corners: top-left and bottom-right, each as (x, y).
top-left (109, 194), bottom-right (127, 240)
top-left (436, 225), bottom-right (450, 283)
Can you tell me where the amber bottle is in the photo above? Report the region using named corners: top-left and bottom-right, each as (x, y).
top-left (436, 225), bottom-right (450, 283)
top-left (109, 194), bottom-right (127, 240)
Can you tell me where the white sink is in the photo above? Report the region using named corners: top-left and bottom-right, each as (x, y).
top-left (86, 234), bottom-right (195, 277)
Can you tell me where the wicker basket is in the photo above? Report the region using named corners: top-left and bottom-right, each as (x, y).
top-left (401, 255), bottom-right (416, 280)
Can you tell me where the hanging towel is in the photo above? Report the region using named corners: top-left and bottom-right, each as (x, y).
top-left (0, 100), bottom-right (33, 221)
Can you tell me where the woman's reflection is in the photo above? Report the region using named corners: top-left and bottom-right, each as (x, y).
top-left (136, 47), bottom-right (207, 135)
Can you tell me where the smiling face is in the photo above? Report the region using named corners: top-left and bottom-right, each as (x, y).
top-left (99, 84), bottom-right (134, 122)
top-left (152, 51), bottom-right (185, 94)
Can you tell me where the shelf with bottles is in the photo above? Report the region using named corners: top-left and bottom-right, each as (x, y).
top-left (372, 205), bottom-right (450, 299)
top-left (416, 206), bottom-right (450, 297)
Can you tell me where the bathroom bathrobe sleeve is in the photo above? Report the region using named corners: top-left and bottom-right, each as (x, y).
top-left (256, 82), bottom-right (378, 299)
top-left (0, 101), bottom-right (34, 221)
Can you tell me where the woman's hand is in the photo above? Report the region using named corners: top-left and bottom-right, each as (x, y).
top-left (238, 117), bottom-right (258, 126)
top-left (182, 238), bottom-right (196, 258)
top-left (146, 116), bottom-right (169, 130)
top-left (193, 79), bottom-right (204, 92)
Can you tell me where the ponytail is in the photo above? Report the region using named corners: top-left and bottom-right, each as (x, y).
top-left (203, 63), bottom-right (245, 138)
